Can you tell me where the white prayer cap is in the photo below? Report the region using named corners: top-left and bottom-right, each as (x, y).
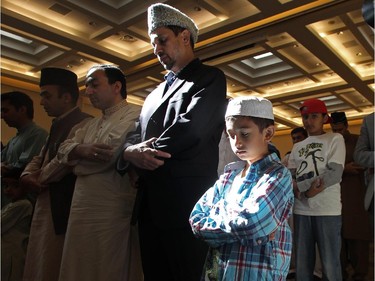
top-left (147, 3), bottom-right (199, 44)
top-left (225, 96), bottom-right (274, 120)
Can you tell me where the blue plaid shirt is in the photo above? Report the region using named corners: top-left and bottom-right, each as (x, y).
top-left (190, 153), bottom-right (294, 281)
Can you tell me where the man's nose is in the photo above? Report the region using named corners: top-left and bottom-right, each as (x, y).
top-left (85, 87), bottom-right (93, 95)
top-left (154, 44), bottom-right (162, 56)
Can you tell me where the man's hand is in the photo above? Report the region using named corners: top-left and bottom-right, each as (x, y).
top-left (305, 177), bottom-right (324, 198)
top-left (292, 180), bottom-right (300, 198)
top-left (122, 137), bottom-right (171, 170)
top-left (20, 170), bottom-right (48, 193)
top-left (70, 143), bottom-right (114, 162)
top-left (345, 161), bottom-right (364, 175)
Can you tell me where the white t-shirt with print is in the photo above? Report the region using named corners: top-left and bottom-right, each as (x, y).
top-left (288, 132), bottom-right (345, 216)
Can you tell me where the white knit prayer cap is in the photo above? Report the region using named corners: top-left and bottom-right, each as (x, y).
top-left (225, 96), bottom-right (274, 120)
top-left (147, 3), bottom-right (199, 44)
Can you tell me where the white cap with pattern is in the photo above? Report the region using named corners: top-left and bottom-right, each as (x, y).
top-left (147, 3), bottom-right (199, 44)
top-left (225, 96), bottom-right (274, 120)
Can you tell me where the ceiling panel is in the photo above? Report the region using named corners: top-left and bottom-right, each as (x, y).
top-left (1, 0), bottom-right (373, 132)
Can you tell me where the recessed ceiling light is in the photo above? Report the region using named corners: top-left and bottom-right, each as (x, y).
top-left (120, 34), bottom-right (137, 42)
top-left (0, 30), bottom-right (32, 44)
top-left (356, 52), bottom-right (362, 56)
top-left (254, 52), bottom-right (272, 60)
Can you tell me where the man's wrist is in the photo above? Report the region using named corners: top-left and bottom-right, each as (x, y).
top-left (300, 191), bottom-right (310, 200)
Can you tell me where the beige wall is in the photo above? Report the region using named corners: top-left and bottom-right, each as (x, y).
top-left (1, 85), bottom-right (141, 145)
top-left (273, 123), bottom-right (362, 158)
top-left (1, 85), bottom-right (53, 144)
top-left (1, 85), bottom-right (365, 156)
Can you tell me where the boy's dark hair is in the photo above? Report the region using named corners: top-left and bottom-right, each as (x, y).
top-left (167, 25), bottom-right (194, 49)
top-left (1, 91), bottom-right (34, 119)
top-left (89, 65), bottom-right (127, 98)
top-left (226, 115), bottom-right (274, 133)
top-left (291, 127), bottom-right (308, 138)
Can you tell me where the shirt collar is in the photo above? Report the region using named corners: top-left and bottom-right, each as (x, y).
top-left (53, 106), bottom-right (79, 122)
top-left (104, 99), bottom-right (128, 116)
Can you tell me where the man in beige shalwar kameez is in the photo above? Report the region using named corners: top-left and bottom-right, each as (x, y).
top-left (21, 68), bottom-right (92, 281)
top-left (55, 65), bottom-right (142, 281)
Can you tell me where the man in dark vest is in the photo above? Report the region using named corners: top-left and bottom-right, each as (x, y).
top-left (20, 67), bottom-right (92, 281)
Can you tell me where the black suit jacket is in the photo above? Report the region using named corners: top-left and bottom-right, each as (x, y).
top-left (119, 59), bottom-right (227, 226)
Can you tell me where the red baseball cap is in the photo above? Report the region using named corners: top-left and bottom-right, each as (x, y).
top-left (300, 98), bottom-right (331, 123)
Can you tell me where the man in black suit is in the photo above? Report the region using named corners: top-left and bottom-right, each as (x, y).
top-left (118, 3), bottom-right (227, 281)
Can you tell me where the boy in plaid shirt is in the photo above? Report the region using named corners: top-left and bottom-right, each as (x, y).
top-left (190, 96), bottom-right (294, 280)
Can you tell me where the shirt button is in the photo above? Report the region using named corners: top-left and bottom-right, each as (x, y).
top-left (257, 239), bottom-right (262, 245)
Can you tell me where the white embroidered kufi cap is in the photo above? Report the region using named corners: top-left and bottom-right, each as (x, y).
top-left (147, 3), bottom-right (199, 44)
top-left (225, 96), bottom-right (274, 120)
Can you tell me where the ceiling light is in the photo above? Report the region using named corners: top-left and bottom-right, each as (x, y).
top-left (356, 52), bottom-right (362, 56)
top-left (194, 6), bottom-right (201, 11)
top-left (120, 34), bottom-right (137, 42)
top-left (0, 30), bottom-right (32, 44)
top-left (316, 62), bottom-right (321, 66)
top-left (254, 52), bottom-right (272, 59)
top-left (66, 64), bottom-right (73, 68)
top-left (337, 31), bottom-right (344, 35)
top-left (89, 21), bottom-right (97, 26)
top-left (293, 44), bottom-right (299, 48)
top-left (79, 58), bottom-right (86, 63)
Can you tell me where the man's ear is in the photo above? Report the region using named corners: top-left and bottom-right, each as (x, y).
top-left (264, 125), bottom-right (275, 141)
top-left (181, 29), bottom-right (191, 44)
top-left (113, 81), bottom-right (122, 94)
top-left (60, 92), bottom-right (73, 104)
top-left (18, 105), bottom-right (27, 115)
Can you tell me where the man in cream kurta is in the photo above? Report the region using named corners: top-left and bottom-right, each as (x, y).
top-left (55, 65), bottom-right (142, 281)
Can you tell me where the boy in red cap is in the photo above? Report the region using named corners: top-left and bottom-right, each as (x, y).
top-left (288, 98), bottom-right (346, 281)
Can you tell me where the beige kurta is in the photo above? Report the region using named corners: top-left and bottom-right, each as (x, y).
top-left (22, 109), bottom-right (91, 281)
top-left (56, 101), bottom-right (142, 281)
